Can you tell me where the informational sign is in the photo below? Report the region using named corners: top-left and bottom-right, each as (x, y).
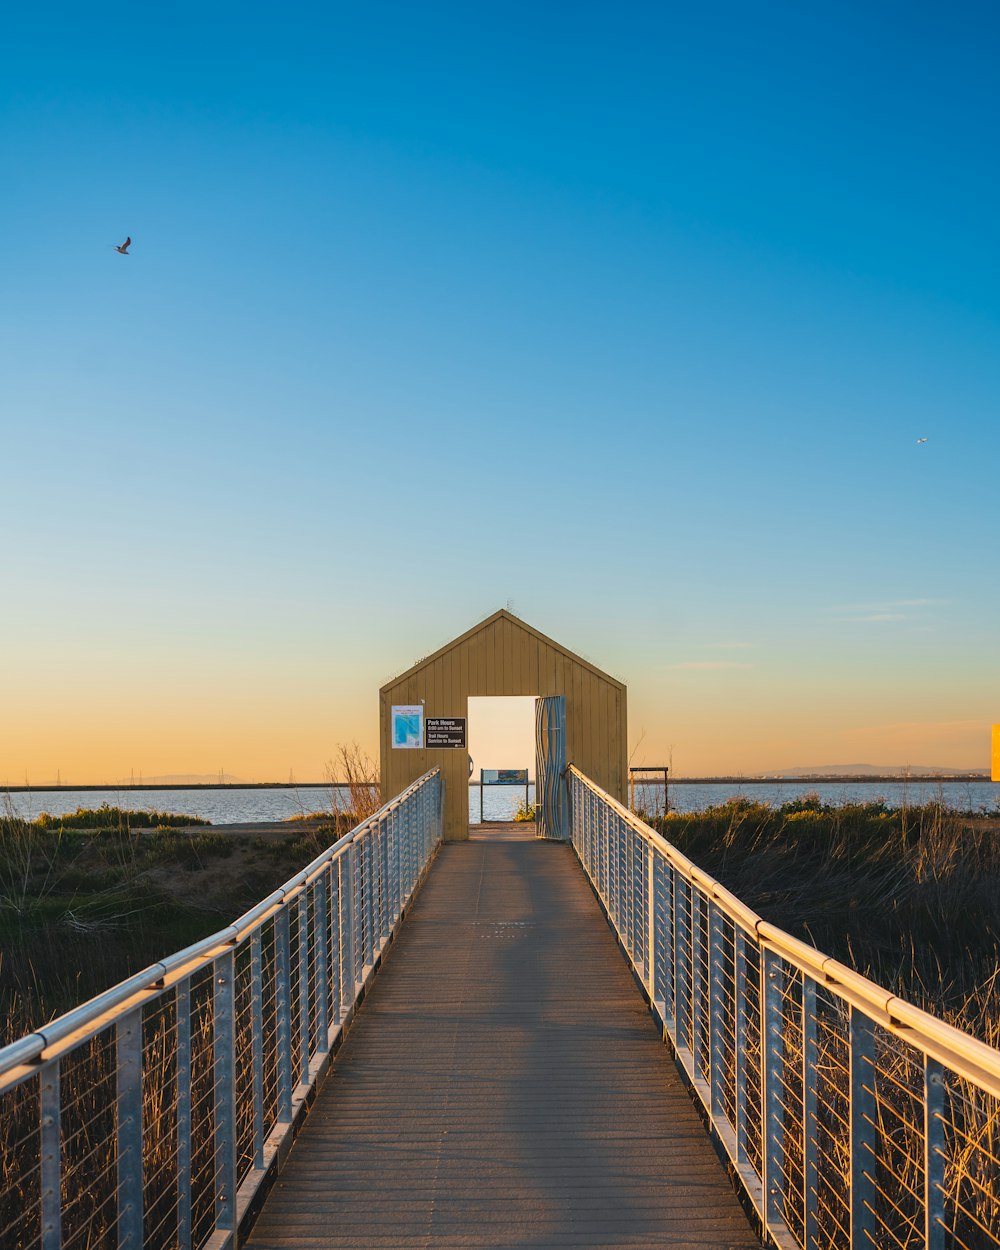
top-left (425, 717), bottom-right (466, 748)
top-left (482, 768), bottom-right (529, 785)
top-left (391, 705), bottom-right (424, 749)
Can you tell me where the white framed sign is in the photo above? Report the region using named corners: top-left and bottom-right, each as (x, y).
top-left (391, 705), bottom-right (424, 749)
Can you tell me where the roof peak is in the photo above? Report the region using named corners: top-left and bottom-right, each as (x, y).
top-left (379, 609), bottom-right (624, 693)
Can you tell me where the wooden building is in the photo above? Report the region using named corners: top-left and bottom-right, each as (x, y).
top-left (379, 610), bottom-right (627, 840)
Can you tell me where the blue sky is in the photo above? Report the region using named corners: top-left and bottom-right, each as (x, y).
top-left (2, 2), bottom-right (998, 781)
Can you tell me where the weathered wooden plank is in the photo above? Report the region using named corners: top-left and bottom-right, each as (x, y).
top-left (245, 831), bottom-right (761, 1250)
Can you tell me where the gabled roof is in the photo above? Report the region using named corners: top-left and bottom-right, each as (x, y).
top-left (380, 609), bottom-right (625, 693)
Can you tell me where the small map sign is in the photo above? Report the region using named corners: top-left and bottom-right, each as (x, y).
top-left (482, 768), bottom-right (529, 785)
top-left (391, 705), bottom-right (424, 749)
top-left (425, 717), bottom-right (467, 748)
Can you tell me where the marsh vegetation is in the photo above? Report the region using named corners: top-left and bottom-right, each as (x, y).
top-left (651, 794), bottom-right (1000, 1044)
top-left (0, 803), bottom-right (359, 1046)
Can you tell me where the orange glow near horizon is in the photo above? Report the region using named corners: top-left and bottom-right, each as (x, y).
top-left (1, 623), bottom-right (994, 786)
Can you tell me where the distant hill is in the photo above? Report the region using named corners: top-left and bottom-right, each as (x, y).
top-left (775, 763), bottom-right (989, 779)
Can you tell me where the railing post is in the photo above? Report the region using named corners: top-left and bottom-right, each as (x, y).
top-left (39, 1061), bottom-right (61, 1250)
top-left (803, 978), bottom-right (819, 1249)
top-left (762, 947), bottom-right (784, 1238)
top-left (275, 906), bottom-right (294, 1123)
top-left (213, 948), bottom-right (238, 1239)
top-left (176, 977), bottom-right (193, 1250)
top-left (924, 1056), bottom-right (945, 1250)
top-left (849, 1006), bottom-right (877, 1249)
top-left (116, 1007), bottom-right (144, 1248)
top-left (250, 931), bottom-right (265, 1169)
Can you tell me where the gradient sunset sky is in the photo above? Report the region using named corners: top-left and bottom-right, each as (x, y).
top-left (2, 2), bottom-right (997, 784)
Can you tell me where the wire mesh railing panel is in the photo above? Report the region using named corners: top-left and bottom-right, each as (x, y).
top-left (568, 766), bottom-right (1000, 1250)
top-left (810, 985), bottom-right (851, 1250)
top-left (187, 967), bottom-right (217, 1250)
top-left (765, 955), bottom-right (807, 1243)
top-left (233, 940), bottom-right (256, 1189)
top-left (691, 887), bottom-right (711, 1088)
top-left (0, 1073), bottom-right (41, 1250)
top-left (0, 768), bottom-right (442, 1250)
top-left (719, 914), bottom-right (739, 1130)
top-left (674, 875), bottom-right (693, 1061)
top-left (741, 936), bottom-right (764, 1181)
top-left (944, 1074), bottom-right (1000, 1248)
top-left (259, 916), bottom-right (281, 1135)
top-left (863, 1028), bottom-right (926, 1250)
top-left (60, 1026), bottom-right (118, 1250)
top-left (141, 995), bottom-right (180, 1250)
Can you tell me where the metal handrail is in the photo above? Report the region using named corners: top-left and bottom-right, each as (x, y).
top-left (568, 764), bottom-right (1000, 1249)
top-left (0, 768), bottom-right (444, 1250)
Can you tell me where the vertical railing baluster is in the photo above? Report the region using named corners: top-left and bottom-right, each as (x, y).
top-left (635, 831), bottom-right (644, 968)
top-left (672, 866), bottom-right (684, 1051)
top-left (116, 1008), bottom-right (144, 1248)
top-left (363, 833), bottom-right (374, 970)
top-left (315, 872), bottom-right (331, 1050)
top-left (692, 890), bottom-right (707, 1081)
top-left (176, 978), bottom-right (192, 1250)
top-left (762, 947), bottom-right (784, 1238)
top-left (297, 893), bottom-right (311, 1078)
top-left (709, 901), bottom-right (725, 1125)
top-left (250, 931), bottom-right (265, 1170)
top-left (342, 845), bottom-right (356, 1004)
top-left (924, 1056), bottom-right (945, 1250)
top-left (662, 863), bottom-right (675, 1032)
top-left (40, 1061), bottom-right (61, 1250)
top-left (213, 948), bottom-right (238, 1240)
top-left (390, 808), bottom-right (400, 924)
top-left (734, 932), bottom-right (749, 1168)
top-left (380, 814), bottom-right (390, 943)
top-left (330, 860), bottom-right (342, 1023)
top-left (802, 977), bottom-right (818, 1249)
top-left (646, 843), bottom-right (657, 1002)
top-left (352, 840), bottom-right (364, 989)
top-left (849, 1006), bottom-right (877, 1249)
top-left (275, 906), bottom-right (294, 1122)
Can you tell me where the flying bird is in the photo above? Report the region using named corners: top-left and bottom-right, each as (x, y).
top-left (114, 237), bottom-right (131, 255)
top-left (916, 437), bottom-right (928, 444)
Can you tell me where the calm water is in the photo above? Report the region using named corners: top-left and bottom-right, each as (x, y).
top-left (5, 779), bottom-right (998, 825)
top-left (643, 779), bottom-right (999, 816)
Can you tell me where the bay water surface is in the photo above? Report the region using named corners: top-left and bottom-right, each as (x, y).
top-left (5, 779), bottom-right (998, 825)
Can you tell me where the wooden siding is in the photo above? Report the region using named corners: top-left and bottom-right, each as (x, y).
top-left (380, 611), bottom-right (626, 839)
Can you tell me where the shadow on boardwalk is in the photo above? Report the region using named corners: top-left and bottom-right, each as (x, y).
top-left (246, 825), bottom-right (761, 1249)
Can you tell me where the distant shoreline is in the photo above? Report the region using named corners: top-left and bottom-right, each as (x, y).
top-left (2, 773), bottom-right (990, 794)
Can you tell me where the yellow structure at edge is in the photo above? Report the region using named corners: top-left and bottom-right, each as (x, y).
top-left (993, 725), bottom-right (1000, 782)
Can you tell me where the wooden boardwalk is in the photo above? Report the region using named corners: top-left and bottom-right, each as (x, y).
top-left (246, 825), bottom-right (761, 1250)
